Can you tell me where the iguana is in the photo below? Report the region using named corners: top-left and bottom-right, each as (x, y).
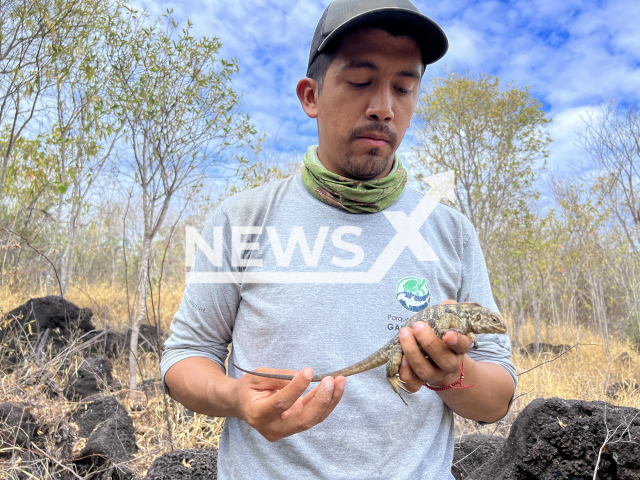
top-left (234, 302), bottom-right (507, 404)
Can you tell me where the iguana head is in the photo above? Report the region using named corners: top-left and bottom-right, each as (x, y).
top-left (476, 309), bottom-right (507, 334)
top-left (460, 303), bottom-right (508, 334)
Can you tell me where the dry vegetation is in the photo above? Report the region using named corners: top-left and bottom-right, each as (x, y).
top-left (1, 284), bottom-right (639, 478)
top-left (0, 284), bottom-right (226, 478)
top-left (457, 324), bottom-right (640, 440)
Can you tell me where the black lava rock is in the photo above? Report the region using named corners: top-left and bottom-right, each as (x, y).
top-left (0, 402), bottom-right (38, 448)
top-left (606, 381), bottom-right (639, 398)
top-left (1, 296), bottom-right (95, 365)
top-left (83, 329), bottom-right (126, 359)
top-left (64, 356), bottom-right (117, 401)
top-left (3, 296), bottom-right (95, 334)
top-left (73, 396), bottom-right (137, 479)
top-left (75, 396), bottom-right (129, 438)
top-left (145, 448), bottom-right (218, 479)
top-left (452, 433), bottom-right (505, 479)
top-left (76, 408), bottom-right (137, 472)
top-left (138, 379), bottom-right (164, 398)
top-left (470, 397), bottom-right (640, 480)
top-left (616, 352), bottom-right (633, 368)
top-left (522, 342), bottom-right (571, 356)
top-left (125, 324), bottom-right (169, 354)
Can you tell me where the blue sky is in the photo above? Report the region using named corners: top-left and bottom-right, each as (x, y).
top-left (131, 0), bottom-right (640, 175)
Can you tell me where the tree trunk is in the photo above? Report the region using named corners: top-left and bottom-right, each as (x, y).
top-left (128, 235), bottom-right (151, 391)
top-left (571, 283), bottom-right (580, 364)
top-left (533, 295), bottom-right (541, 356)
top-left (60, 219), bottom-right (76, 295)
top-left (516, 278), bottom-right (526, 348)
top-left (0, 152), bottom-right (11, 205)
top-left (46, 158), bottom-right (66, 296)
top-left (508, 290), bottom-right (519, 348)
top-left (60, 175), bottom-right (84, 294)
top-left (110, 216), bottom-right (117, 295)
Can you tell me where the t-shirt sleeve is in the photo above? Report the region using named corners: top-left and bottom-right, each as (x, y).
top-left (160, 205), bottom-right (240, 382)
top-left (457, 222), bottom-right (517, 414)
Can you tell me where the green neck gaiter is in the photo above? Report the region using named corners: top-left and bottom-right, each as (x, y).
top-left (301, 145), bottom-right (408, 214)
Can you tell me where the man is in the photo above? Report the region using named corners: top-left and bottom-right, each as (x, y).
top-left (162, 1), bottom-right (516, 478)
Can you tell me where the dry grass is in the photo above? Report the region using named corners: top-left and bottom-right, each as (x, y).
top-left (0, 281), bottom-right (182, 333)
top-left (0, 283), bottom-right (224, 478)
top-left (455, 324), bottom-right (640, 439)
top-left (1, 284), bottom-right (639, 478)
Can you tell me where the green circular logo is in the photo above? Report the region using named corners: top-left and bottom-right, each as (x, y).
top-left (395, 276), bottom-right (431, 312)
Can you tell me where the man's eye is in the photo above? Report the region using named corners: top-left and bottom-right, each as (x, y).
top-left (397, 87), bottom-right (412, 95)
top-left (349, 82), bottom-right (370, 88)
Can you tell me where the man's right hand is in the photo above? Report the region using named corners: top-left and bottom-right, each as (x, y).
top-left (164, 357), bottom-right (346, 443)
top-left (233, 367), bottom-right (346, 442)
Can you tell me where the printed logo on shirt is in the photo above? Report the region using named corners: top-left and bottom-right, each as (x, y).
top-left (387, 314), bottom-right (412, 331)
top-left (185, 171), bottom-right (456, 284)
top-left (187, 297), bottom-right (206, 313)
top-left (395, 276), bottom-right (431, 312)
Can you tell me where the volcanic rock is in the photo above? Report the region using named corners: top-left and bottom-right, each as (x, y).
top-left (606, 380), bottom-right (640, 398)
top-left (1, 296), bottom-right (95, 365)
top-left (452, 433), bottom-right (505, 479)
top-left (470, 397), bottom-right (640, 480)
top-left (145, 448), bottom-right (218, 479)
top-left (75, 399), bottom-right (137, 479)
top-left (0, 402), bottom-right (38, 448)
top-left (75, 396), bottom-right (129, 438)
top-left (522, 342), bottom-right (571, 356)
top-left (77, 410), bottom-right (137, 463)
top-left (83, 329), bottom-right (125, 359)
top-left (64, 356), bottom-right (118, 401)
top-left (126, 324), bottom-right (169, 354)
top-left (3, 296), bottom-right (95, 334)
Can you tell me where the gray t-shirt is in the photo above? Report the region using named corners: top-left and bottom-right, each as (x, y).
top-left (161, 174), bottom-right (516, 480)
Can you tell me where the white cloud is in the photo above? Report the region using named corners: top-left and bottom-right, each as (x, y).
top-left (546, 105), bottom-right (600, 172)
top-left (440, 21), bottom-right (488, 69)
top-left (149, 0), bottom-right (640, 179)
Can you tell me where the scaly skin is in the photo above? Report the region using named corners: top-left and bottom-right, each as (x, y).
top-left (233, 302), bottom-right (507, 405)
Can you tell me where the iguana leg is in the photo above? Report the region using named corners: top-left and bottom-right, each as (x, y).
top-left (434, 313), bottom-right (454, 339)
top-left (386, 344), bottom-right (408, 405)
top-left (468, 332), bottom-right (478, 349)
top-left (437, 312), bottom-right (454, 329)
top-left (386, 344), bottom-right (403, 378)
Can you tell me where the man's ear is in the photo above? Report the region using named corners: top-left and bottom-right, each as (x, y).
top-left (297, 78), bottom-right (319, 119)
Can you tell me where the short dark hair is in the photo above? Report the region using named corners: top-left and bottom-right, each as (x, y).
top-left (307, 21), bottom-right (426, 94)
top-left (307, 49), bottom-right (339, 94)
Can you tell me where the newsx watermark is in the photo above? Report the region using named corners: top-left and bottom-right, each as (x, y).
top-left (186, 171), bottom-right (455, 284)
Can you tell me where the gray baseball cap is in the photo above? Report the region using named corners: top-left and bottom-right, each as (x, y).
top-left (307, 0), bottom-right (448, 76)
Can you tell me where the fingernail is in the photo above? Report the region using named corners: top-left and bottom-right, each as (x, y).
top-left (414, 322), bottom-right (424, 332)
top-left (448, 334), bottom-right (458, 345)
top-left (303, 368), bottom-right (313, 380)
top-left (401, 357), bottom-right (407, 366)
top-left (338, 379), bottom-right (346, 390)
top-left (400, 328), bottom-right (409, 338)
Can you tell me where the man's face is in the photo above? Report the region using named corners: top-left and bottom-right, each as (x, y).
top-left (315, 28), bottom-right (422, 180)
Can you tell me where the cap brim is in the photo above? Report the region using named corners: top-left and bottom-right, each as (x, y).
top-left (318, 8), bottom-right (448, 66)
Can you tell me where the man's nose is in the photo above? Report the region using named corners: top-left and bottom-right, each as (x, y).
top-left (366, 86), bottom-right (394, 122)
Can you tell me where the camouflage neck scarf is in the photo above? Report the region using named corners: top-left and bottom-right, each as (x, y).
top-left (300, 145), bottom-right (408, 214)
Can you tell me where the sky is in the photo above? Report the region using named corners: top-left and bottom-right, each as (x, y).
top-left (129, 0), bottom-right (640, 176)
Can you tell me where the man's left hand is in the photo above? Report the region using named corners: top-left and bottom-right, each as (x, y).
top-left (398, 299), bottom-right (472, 393)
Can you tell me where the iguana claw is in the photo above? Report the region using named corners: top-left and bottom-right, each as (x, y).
top-left (387, 375), bottom-right (409, 406)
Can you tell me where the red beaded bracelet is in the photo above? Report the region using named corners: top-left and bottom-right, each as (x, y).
top-left (424, 359), bottom-right (476, 391)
